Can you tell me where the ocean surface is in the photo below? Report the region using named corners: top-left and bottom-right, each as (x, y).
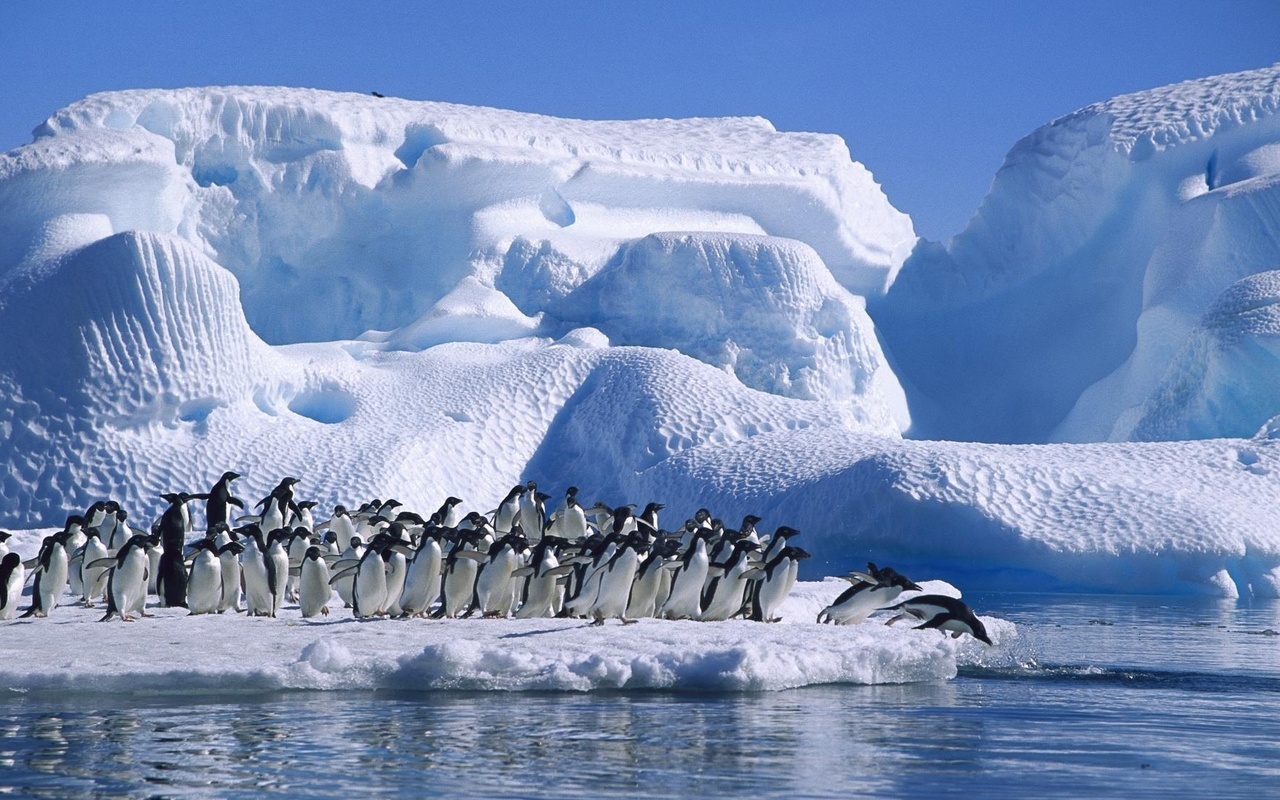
top-left (4, 594), bottom-right (1280, 798)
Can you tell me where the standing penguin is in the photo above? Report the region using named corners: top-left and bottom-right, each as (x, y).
top-left (203, 471), bottom-right (245, 531)
top-left (21, 534), bottom-right (69, 618)
top-left (660, 528), bottom-right (713, 620)
top-left (155, 493), bottom-right (198, 607)
top-left (185, 539), bottom-right (224, 615)
top-left (749, 545), bottom-right (811, 622)
top-left (589, 533), bottom-right (646, 625)
top-left (78, 527), bottom-right (111, 606)
top-left (0, 552), bottom-right (24, 620)
top-left (513, 536), bottom-right (573, 619)
top-left (331, 535), bottom-right (365, 608)
top-left (699, 540), bottom-right (761, 622)
top-left (238, 525), bottom-right (274, 616)
top-left (398, 528), bottom-right (443, 617)
top-left (492, 485), bottom-right (525, 533)
top-left (95, 535), bottom-right (153, 622)
top-left (264, 528), bottom-right (291, 617)
top-left (517, 482), bottom-right (545, 542)
top-left (298, 546), bottom-right (332, 618)
top-left (435, 497), bottom-right (465, 529)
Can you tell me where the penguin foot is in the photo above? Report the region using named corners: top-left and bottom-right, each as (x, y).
top-left (590, 618), bottom-right (606, 627)
top-left (321, 606), bottom-right (329, 616)
top-left (621, 618), bottom-right (639, 625)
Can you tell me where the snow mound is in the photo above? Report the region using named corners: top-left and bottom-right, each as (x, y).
top-left (877, 64), bottom-right (1280, 443)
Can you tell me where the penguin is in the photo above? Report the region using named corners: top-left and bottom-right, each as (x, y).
top-left (0, 552), bottom-right (24, 620)
top-left (185, 539), bottom-right (223, 615)
top-left (331, 535), bottom-right (365, 608)
top-left (660, 527), bottom-right (713, 620)
top-left (256, 477), bottom-right (301, 532)
top-left (264, 528), bottom-right (291, 617)
top-left (749, 545), bottom-right (811, 622)
top-left (626, 535), bottom-right (681, 619)
top-left (589, 533), bottom-right (646, 625)
top-left (318, 505), bottom-right (357, 551)
top-left (398, 529), bottom-right (443, 617)
top-left (549, 487), bottom-right (588, 540)
top-left (471, 532), bottom-right (528, 618)
top-left (21, 534), bottom-right (69, 618)
top-left (95, 534), bottom-right (152, 622)
top-left (157, 493), bottom-right (199, 606)
top-left (210, 523), bottom-right (243, 613)
top-left (347, 535), bottom-right (391, 618)
top-left (561, 531), bottom-right (622, 618)
top-left (492, 485), bottom-right (525, 533)
top-left (440, 529), bottom-right (486, 618)
top-left (761, 524), bottom-right (801, 564)
top-left (285, 526), bottom-right (312, 602)
top-left (699, 539), bottom-right (761, 622)
top-left (513, 536), bottom-right (574, 619)
top-left (298, 546), bottom-right (332, 618)
top-left (885, 594), bottom-right (994, 645)
top-left (517, 481), bottom-right (545, 541)
top-left (78, 527), bottom-right (111, 606)
top-left (238, 525), bottom-right (274, 616)
top-left (380, 524), bottom-right (413, 616)
top-left (62, 515), bottom-right (88, 597)
top-left (203, 471), bottom-right (245, 531)
top-left (435, 497), bottom-right (465, 529)
top-left (638, 503), bottom-right (664, 536)
top-left (818, 563), bottom-right (922, 626)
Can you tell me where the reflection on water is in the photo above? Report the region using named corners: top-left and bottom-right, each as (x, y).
top-left (4, 595), bottom-right (1280, 798)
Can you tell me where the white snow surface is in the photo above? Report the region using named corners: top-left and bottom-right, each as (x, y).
top-left (878, 64), bottom-right (1280, 444)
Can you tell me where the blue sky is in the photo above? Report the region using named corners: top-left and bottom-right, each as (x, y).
top-left (3, 1), bottom-right (1278, 240)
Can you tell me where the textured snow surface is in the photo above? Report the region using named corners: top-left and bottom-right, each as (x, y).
top-left (879, 64), bottom-right (1280, 443)
top-left (0, 564), bottom-right (1008, 694)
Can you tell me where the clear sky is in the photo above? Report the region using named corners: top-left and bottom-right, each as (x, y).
top-left (3, 1), bottom-right (1278, 240)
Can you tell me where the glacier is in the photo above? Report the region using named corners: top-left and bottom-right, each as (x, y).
top-left (3, 69), bottom-right (1280, 611)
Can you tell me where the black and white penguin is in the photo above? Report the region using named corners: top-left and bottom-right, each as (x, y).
top-left (512, 536), bottom-right (574, 619)
top-left (817, 563), bottom-right (922, 626)
top-left (349, 535), bottom-right (391, 618)
top-left (626, 535), bottom-right (681, 619)
top-left (493, 485), bottom-right (525, 533)
top-left (439, 529), bottom-right (486, 618)
top-left (435, 496), bottom-right (465, 529)
top-left (398, 527), bottom-right (443, 618)
top-left (660, 527), bottom-right (713, 620)
top-left (331, 535), bottom-right (365, 608)
top-left (471, 531), bottom-right (529, 618)
top-left (203, 471), bottom-right (245, 531)
top-left (0, 552), bottom-right (24, 620)
top-left (95, 534), bottom-right (152, 622)
top-left (238, 524), bottom-right (273, 616)
top-left (78, 527), bottom-right (111, 606)
top-left (589, 533), bottom-right (646, 625)
top-left (264, 528), bottom-right (291, 617)
top-left (21, 534), bottom-right (69, 618)
top-left (885, 594), bottom-right (994, 645)
top-left (549, 487), bottom-right (588, 541)
top-left (748, 545), bottom-right (811, 622)
top-left (699, 539), bottom-right (761, 622)
top-left (155, 493), bottom-right (197, 607)
top-left (298, 546), bottom-right (332, 618)
top-left (185, 539), bottom-right (223, 615)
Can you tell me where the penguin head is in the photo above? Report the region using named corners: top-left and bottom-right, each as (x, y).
top-left (84, 526), bottom-right (102, 541)
top-left (304, 546), bottom-right (323, 561)
top-left (970, 617), bottom-right (994, 646)
top-left (220, 471), bottom-right (241, 483)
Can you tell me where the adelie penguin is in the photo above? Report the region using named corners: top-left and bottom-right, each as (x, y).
top-left (885, 594), bottom-right (994, 645)
top-left (297, 546), bottom-right (332, 618)
top-left (817, 563), bottom-right (921, 626)
top-left (185, 539), bottom-right (224, 615)
top-left (94, 534), bottom-right (153, 622)
top-left (155, 492), bottom-right (198, 607)
top-left (21, 534), bottom-right (69, 618)
top-left (202, 471), bottom-right (245, 531)
top-left (0, 552), bottom-right (25, 621)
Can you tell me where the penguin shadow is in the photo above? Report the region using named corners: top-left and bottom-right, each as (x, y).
top-left (500, 626), bottom-right (573, 639)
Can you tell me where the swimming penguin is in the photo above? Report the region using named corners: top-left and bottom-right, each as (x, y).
top-left (0, 552), bottom-right (24, 620)
top-left (185, 539), bottom-right (223, 615)
top-left (748, 545), bottom-right (810, 622)
top-left (78, 527), bottom-right (111, 606)
top-left (885, 594), bottom-right (994, 645)
top-left (203, 471), bottom-right (245, 531)
top-left (21, 534), bottom-right (69, 618)
top-left (95, 534), bottom-right (152, 622)
top-left (817, 563), bottom-right (922, 626)
top-left (298, 546), bottom-right (332, 618)
top-left (660, 527), bottom-right (713, 620)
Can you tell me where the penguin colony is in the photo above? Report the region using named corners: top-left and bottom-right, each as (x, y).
top-left (0, 473), bottom-right (991, 643)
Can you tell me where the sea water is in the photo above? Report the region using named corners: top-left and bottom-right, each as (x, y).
top-left (3, 595), bottom-right (1280, 798)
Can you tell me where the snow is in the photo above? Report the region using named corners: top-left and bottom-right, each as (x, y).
top-left (877, 64), bottom-right (1280, 444)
